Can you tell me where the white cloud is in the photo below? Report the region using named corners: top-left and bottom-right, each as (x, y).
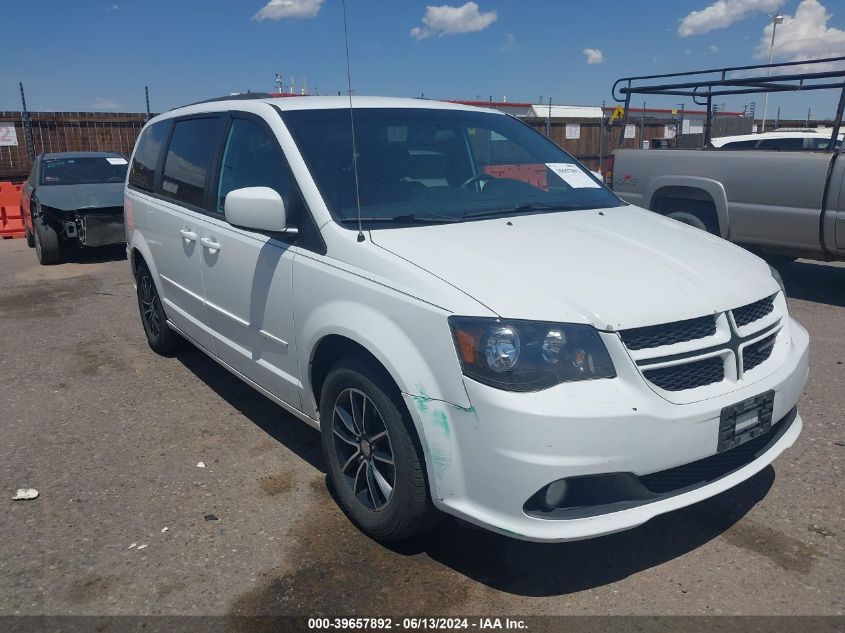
top-left (499, 32), bottom-right (515, 52)
top-left (106, 4), bottom-right (119, 11)
top-left (755, 0), bottom-right (845, 63)
top-left (709, 44), bottom-right (720, 53)
top-left (410, 2), bottom-right (497, 40)
top-left (582, 47), bottom-right (604, 64)
top-left (678, 0), bottom-right (779, 37)
top-left (253, 0), bottom-right (323, 21)
top-left (92, 98), bottom-right (121, 111)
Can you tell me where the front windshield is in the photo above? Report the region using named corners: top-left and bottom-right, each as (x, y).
top-left (280, 107), bottom-right (622, 226)
top-left (40, 156), bottom-right (128, 186)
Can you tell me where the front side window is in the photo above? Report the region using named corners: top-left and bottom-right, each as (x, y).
top-left (216, 117), bottom-right (297, 220)
top-left (129, 120), bottom-right (171, 191)
top-left (40, 156), bottom-right (128, 186)
top-left (161, 117), bottom-right (221, 208)
top-left (280, 108), bottom-right (622, 228)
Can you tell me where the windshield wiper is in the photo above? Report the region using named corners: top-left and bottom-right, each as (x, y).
top-left (462, 202), bottom-right (585, 219)
top-left (337, 213), bottom-right (462, 224)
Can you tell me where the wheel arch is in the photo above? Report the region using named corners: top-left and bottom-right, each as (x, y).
top-left (646, 176), bottom-right (730, 238)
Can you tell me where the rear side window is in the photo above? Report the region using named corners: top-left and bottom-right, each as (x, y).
top-left (129, 120), bottom-right (171, 191)
top-left (161, 117), bottom-right (222, 208)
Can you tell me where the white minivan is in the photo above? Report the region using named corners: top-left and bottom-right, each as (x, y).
top-left (125, 95), bottom-right (809, 542)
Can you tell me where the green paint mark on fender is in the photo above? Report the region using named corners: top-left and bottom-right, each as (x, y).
top-left (432, 410), bottom-right (450, 438)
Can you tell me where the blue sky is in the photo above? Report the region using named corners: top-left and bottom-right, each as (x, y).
top-left (1, 0), bottom-right (843, 119)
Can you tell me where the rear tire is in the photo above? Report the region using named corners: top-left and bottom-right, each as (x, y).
top-left (33, 217), bottom-right (61, 265)
top-left (135, 261), bottom-right (182, 355)
top-left (25, 225), bottom-right (35, 248)
top-left (667, 210), bottom-right (709, 232)
top-left (656, 198), bottom-right (720, 235)
top-left (320, 357), bottom-right (438, 542)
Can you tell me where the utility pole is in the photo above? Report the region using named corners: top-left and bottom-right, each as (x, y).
top-left (806, 107), bottom-right (812, 127)
top-left (144, 85), bottom-right (151, 121)
top-left (545, 97), bottom-right (552, 138)
top-left (640, 100), bottom-right (646, 148)
top-left (775, 106), bottom-right (781, 129)
top-left (19, 82), bottom-right (35, 161)
top-left (761, 9), bottom-right (784, 132)
top-left (599, 100), bottom-right (605, 175)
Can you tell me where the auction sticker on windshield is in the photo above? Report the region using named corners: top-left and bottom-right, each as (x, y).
top-left (546, 163), bottom-right (601, 188)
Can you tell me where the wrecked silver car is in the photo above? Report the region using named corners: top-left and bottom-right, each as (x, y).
top-left (21, 152), bottom-right (128, 265)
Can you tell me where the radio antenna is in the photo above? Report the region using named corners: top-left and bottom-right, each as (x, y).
top-left (342, 0), bottom-right (364, 242)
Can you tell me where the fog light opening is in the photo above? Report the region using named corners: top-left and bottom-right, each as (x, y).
top-left (542, 479), bottom-right (569, 510)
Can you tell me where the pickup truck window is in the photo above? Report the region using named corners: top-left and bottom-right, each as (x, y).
top-left (281, 107), bottom-right (622, 227)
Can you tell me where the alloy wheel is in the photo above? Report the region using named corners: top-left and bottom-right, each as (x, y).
top-left (332, 388), bottom-right (396, 511)
top-left (139, 274), bottom-right (162, 340)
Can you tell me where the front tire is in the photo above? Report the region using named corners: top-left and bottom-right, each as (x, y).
top-left (320, 357), bottom-right (438, 542)
top-left (33, 215), bottom-right (61, 265)
top-left (25, 224), bottom-right (35, 248)
top-left (135, 262), bottom-right (182, 355)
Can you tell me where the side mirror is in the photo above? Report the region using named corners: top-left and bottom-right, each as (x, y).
top-left (224, 187), bottom-right (287, 232)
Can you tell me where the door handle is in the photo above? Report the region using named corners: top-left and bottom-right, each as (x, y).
top-left (179, 229), bottom-right (198, 243)
top-left (200, 237), bottom-right (222, 253)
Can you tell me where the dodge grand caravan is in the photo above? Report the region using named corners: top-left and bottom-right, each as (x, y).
top-left (125, 96), bottom-right (809, 542)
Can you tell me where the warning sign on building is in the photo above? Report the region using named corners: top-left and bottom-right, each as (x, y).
top-left (0, 123), bottom-right (18, 147)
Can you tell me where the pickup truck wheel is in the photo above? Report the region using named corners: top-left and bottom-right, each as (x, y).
top-left (320, 357), bottom-right (438, 542)
top-left (667, 211), bottom-right (709, 233)
top-left (25, 225), bottom-right (35, 248)
top-left (135, 262), bottom-right (182, 355)
top-left (33, 218), bottom-right (62, 265)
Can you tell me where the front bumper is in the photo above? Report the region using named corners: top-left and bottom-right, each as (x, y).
top-left (405, 317), bottom-right (809, 542)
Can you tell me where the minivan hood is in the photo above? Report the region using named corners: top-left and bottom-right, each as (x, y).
top-left (369, 205), bottom-right (779, 330)
top-left (36, 182), bottom-right (124, 211)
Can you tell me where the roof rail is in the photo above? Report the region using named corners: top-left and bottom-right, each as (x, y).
top-left (611, 56), bottom-right (845, 147)
top-left (173, 92), bottom-right (276, 110)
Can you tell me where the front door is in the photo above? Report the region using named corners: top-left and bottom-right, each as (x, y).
top-left (195, 114), bottom-right (302, 408)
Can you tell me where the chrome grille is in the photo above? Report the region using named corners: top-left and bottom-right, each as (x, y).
top-left (743, 333), bottom-right (777, 372)
top-left (619, 315), bottom-right (716, 350)
top-left (643, 356), bottom-right (724, 391)
top-left (732, 294), bottom-right (775, 327)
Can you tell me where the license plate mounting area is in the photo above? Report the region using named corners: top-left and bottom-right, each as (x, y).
top-left (718, 390), bottom-right (775, 453)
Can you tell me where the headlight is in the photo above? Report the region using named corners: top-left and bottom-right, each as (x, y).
top-left (449, 317), bottom-right (616, 392)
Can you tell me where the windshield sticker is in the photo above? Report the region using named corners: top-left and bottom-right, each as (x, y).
top-left (546, 163), bottom-right (601, 189)
top-left (162, 180), bottom-right (178, 194)
top-left (106, 157), bottom-right (128, 165)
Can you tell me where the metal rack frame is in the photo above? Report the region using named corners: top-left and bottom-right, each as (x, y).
top-left (611, 56), bottom-right (845, 148)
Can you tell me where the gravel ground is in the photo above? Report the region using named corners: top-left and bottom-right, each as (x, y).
top-left (0, 238), bottom-right (843, 619)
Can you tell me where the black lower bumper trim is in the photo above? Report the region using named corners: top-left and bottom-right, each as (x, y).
top-left (524, 406), bottom-right (798, 520)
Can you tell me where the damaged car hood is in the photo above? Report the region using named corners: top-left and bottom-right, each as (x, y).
top-left (368, 204), bottom-right (779, 331)
top-left (36, 183), bottom-right (124, 211)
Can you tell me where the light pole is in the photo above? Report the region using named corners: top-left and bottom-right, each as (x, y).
top-left (760, 10), bottom-right (784, 133)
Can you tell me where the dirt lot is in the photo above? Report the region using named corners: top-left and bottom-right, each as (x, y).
top-left (1, 238), bottom-right (843, 618)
